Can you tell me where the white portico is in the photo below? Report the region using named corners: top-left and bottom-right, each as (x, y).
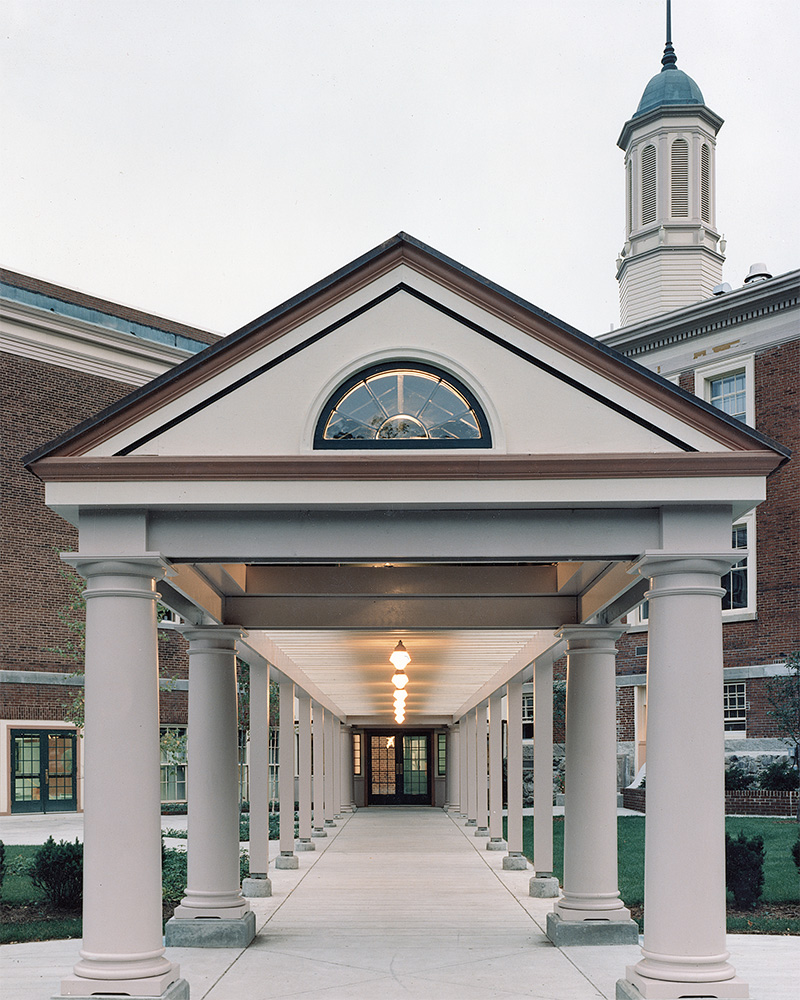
top-left (26, 235), bottom-right (787, 999)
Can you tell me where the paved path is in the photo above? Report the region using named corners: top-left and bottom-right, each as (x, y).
top-left (2, 807), bottom-right (798, 999)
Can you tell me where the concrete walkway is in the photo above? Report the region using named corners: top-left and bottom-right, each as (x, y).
top-left (2, 807), bottom-right (798, 999)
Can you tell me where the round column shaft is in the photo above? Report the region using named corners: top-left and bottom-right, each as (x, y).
top-left (60, 556), bottom-right (180, 996)
top-left (475, 702), bottom-right (489, 836)
top-left (174, 627), bottom-right (249, 919)
top-left (323, 710), bottom-right (337, 826)
top-left (487, 689), bottom-right (506, 849)
top-left (312, 703), bottom-right (327, 837)
top-left (243, 658), bottom-right (271, 895)
top-left (458, 718), bottom-right (468, 817)
top-left (504, 675), bottom-right (526, 869)
top-left (624, 555), bottom-right (748, 997)
top-left (464, 709), bottom-right (477, 826)
top-left (555, 627), bottom-right (630, 922)
top-left (296, 689), bottom-right (314, 851)
top-left (276, 678), bottom-right (298, 868)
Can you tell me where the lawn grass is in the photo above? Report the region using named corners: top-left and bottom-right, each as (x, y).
top-left (507, 814), bottom-right (800, 934)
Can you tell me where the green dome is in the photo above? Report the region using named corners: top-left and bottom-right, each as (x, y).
top-left (634, 64), bottom-right (705, 117)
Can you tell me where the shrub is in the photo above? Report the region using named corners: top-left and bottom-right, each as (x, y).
top-left (29, 837), bottom-right (83, 909)
top-left (162, 848), bottom-right (187, 904)
top-left (725, 831), bottom-right (765, 910)
top-left (725, 763), bottom-right (755, 791)
top-left (758, 759), bottom-right (799, 791)
top-left (792, 837), bottom-right (800, 873)
top-left (161, 802), bottom-right (187, 815)
top-left (0, 840), bottom-right (5, 900)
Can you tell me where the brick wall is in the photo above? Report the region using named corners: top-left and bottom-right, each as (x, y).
top-left (617, 685), bottom-right (635, 741)
top-left (623, 787), bottom-right (798, 817)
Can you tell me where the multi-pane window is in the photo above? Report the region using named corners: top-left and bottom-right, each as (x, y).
top-left (160, 726), bottom-right (187, 803)
top-left (722, 524), bottom-right (748, 611)
top-left (723, 682), bottom-right (747, 734)
top-left (353, 732), bottom-right (362, 776)
top-left (709, 371), bottom-right (747, 421)
top-left (437, 732), bottom-right (447, 777)
top-left (522, 692), bottom-right (534, 740)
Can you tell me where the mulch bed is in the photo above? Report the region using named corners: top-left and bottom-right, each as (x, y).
top-left (628, 902), bottom-right (800, 934)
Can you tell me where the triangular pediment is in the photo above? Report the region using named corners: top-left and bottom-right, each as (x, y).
top-left (26, 234), bottom-right (787, 483)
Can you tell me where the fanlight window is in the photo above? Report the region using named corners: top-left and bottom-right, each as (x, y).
top-left (315, 363), bottom-right (491, 448)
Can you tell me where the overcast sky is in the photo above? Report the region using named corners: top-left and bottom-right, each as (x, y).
top-left (2, 0), bottom-right (798, 337)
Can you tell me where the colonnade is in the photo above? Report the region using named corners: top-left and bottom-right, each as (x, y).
top-left (58, 551), bottom-right (745, 1000)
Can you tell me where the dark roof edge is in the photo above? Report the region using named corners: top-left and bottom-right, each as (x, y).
top-left (1, 267), bottom-right (219, 345)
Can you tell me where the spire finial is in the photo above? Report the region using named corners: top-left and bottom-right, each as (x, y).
top-left (661, 0), bottom-right (677, 69)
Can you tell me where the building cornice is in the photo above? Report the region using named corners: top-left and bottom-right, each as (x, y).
top-left (599, 270), bottom-right (800, 358)
top-left (618, 103), bottom-right (724, 150)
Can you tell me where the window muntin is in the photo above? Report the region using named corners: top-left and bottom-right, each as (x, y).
top-left (316, 363), bottom-right (491, 448)
top-left (722, 524), bottom-right (748, 612)
top-left (522, 692), bottom-right (534, 740)
top-left (723, 682), bottom-right (747, 734)
top-left (710, 371), bottom-right (747, 421)
top-left (160, 726), bottom-right (187, 803)
top-left (353, 732), bottom-right (362, 777)
top-left (437, 732), bottom-right (447, 777)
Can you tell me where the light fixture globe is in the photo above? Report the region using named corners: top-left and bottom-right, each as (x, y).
top-left (390, 640), bottom-right (410, 671)
top-left (392, 669), bottom-right (409, 689)
top-left (393, 690), bottom-right (407, 706)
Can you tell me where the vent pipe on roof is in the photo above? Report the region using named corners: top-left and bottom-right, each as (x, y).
top-left (744, 263), bottom-right (772, 283)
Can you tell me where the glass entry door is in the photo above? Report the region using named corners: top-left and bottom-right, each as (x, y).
top-left (368, 732), bottom-right (430, 805)
top-left (11, 730), bottom-right (78, 813)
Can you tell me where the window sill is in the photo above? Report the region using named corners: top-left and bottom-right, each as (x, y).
top-left (722, 611), bottom-right (757, 624)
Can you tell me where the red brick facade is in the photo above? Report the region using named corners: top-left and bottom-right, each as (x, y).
top-left (623, 787), bottom-right (799, 818)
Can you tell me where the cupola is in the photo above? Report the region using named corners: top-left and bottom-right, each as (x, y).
top-left (616, 1), bottom-right (725, 327)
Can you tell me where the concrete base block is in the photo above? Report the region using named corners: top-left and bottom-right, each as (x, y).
top-left (312, 827), bottom-right (328, 838)
top-left (242, 876), bottom-right (272, 897)
top-left (474, 826), bottom-right (489, 837)
top-left (546, 911), bottom-right (639, 946)
top-left (616, 973), bottom-right (750, 999)
top-left (529, 875), bottom-right (560, 897)
top-left (275, 853), bottom-right (299, 869)
top-left (324, 819), bottom-right (337, 827)
top-left (295, 838), bottom-right (316, 852)
top-left (465, 818), bottom-right (476, 827)
top-left (486, 838), bottom-right (507, 851)
top-left (55, 977), bottom-right (189, 1000)
top-left (502, 854), bottom-right (528, 870)
top-left (165, 911), bottom-right (256, 948)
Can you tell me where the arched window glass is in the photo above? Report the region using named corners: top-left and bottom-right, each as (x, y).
top-left (641, 145), bottom-right (657, 225)
top-left (315, 363), bottom-right (491, 449)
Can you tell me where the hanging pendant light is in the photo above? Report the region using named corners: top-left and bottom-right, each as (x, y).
top-left (390, 640), bottom-right (410, 689)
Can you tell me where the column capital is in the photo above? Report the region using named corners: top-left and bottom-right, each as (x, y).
top-left (631, 551), bottom-right (742, 580)
top-left (556, 625), bottom-right (627, 647)
top-left (177, 625), bottom-right (248, 648)
top-left (62, 553), bottom-right (171, 581)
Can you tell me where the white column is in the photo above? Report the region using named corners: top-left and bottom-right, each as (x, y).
top-left (621, 555), bottom-right (748, 998)
top-left (332, 717), bottom-right (342, 817)
top-left (173, 627), bottom-right (250, 926)
top-left (487, 689), bottom-right (506, 850)
top-left (276, 678), bottom-right (298, 868)
top-left (243, 658), bottom-right (271, 895)
top-left (447, 725), bottom-right (460, 813)
top-left (296, 689), bottom-right (314, 851)
top-left (458, 718), bottom-right (468, 817)
top-left (475, 701), bottom-right (489, 836)
top-left (59, 556), bottom-right (181, 997)
top-left (340, 724), bottom-right (354, 811)
top-left (312, 702), bottom-right (327, 837)
top-left (465, 709), bottom-right (477, 826)
top-left (324, 710), bottom-right (337, 826)
top-left (504, 674), bottom-right (527, 870)
top-left (553, 627), bottom-right (633, 933)
top-left (533, 656), bottom-right (554, 878)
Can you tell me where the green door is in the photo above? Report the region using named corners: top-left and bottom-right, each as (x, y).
top-left (11, 730), bottom-right (78, 813)
top-left (368, 732), bottom-right (430, 805)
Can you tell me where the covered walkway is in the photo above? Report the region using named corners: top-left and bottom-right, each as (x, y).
top-left (4, 808), bottom-right (798, 1000)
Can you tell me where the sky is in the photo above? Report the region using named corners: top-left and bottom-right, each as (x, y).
top-left (2, 0), bottom-right (798, 338)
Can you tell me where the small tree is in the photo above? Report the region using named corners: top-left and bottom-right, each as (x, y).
top-left (725, 831), bottom-right (765, 910)
top-left (766, 651), bottom-right (800, 822)
top-left (30, 837), bottom-right (83, 909)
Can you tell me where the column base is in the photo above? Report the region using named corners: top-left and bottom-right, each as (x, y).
top-left (486, 838), bottom-right (507, 851)
top-left (529, 875), bottom-right (560, 897)
top-left (295, 838), bottom-right (316, 852)
top-left (324, 819), bottom-right (337, 827)
top-left (56, 975), bottom-right (187, 999)
top-left (165, 911), bottom-right (256, 948)
top-left (464, 818), bottom-right (477, 827)
top-left (242, 875), bottom-right (272, 897)
top-left (502, 853), bottom-right (528, 871)
top-left (275, 853), bottom-right (299, 869)
top-left (312, 827), bottom-right (328, 838)
top-left (173, 897), bottom-right (249, 921)
top-left (617, 971), bottom-right (749, 999)
top-left (546, 912), bottom-right (639, 946)
top-left (474, 826), bottom-right (489, 837)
